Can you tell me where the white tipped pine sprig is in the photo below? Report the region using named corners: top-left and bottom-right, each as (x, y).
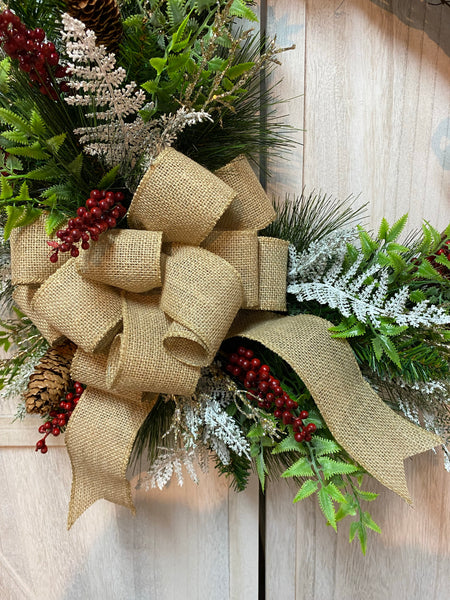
top-left (288, 241), bottom-right (450, 329)
top-left (61, 14), bottom-right (211, 178)
top-left (139, 365), bottom-right (251, 490)
top-left (287, 228), bottom-right (358, 283)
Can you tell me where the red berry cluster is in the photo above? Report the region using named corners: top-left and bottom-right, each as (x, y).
top-left (226, 346), bottom-right (317, 442)
top-left (48, 190), bottom-right (127, 262)
top-left (0, 9), bottom-right (69, 99)
top-left (35, 382), bottom-right (84, 454)
top-left (426, 239), bottom-right (450, 278)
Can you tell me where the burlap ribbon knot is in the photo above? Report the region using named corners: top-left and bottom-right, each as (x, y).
top-left (10, 148), bottom-right (440, 528)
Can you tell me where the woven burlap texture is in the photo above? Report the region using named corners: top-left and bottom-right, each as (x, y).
top-left (256, 237), bottom-right (290, 312)
top-left (66, 386), bottom-right (151, 529)
top-left (160, 245), bottom-right (243, 366)
top-left (32, 258), bottom-right (123, 353)
top-left (232, 311), bottom-right (441, 502)
top-left (77, 229), bottom-right (163, 293)
top-left (106, 291), bottom-right (201, 395)
top-left (13, 285), bottom-right (65, 345)
top-left (10, 149), bottom-right (291, 527)
top-left (215, 155), bottom-right (276, 230)
top-left (10, 214), bottom-right (69, 285)
top-left (128, 147), bottom-right (236, 245)
top-left (202, 229), bottom-right (259, 309)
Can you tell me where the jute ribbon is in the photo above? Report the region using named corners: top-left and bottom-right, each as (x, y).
top-left (9, 149), bottom-right (440, 527)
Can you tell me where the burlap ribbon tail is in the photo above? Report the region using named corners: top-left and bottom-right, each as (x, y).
top-left (9, 149), bottom-right (440, 527)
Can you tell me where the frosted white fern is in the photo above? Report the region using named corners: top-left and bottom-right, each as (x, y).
top-left (289, 239), bottom-right (450, 329)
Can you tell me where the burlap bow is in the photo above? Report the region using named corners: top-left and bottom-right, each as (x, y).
top-left (10, 149), bottom-right (440, 528)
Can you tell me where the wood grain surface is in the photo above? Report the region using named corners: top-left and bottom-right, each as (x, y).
top-left (1, 1), bottom-right (450, 599)
top-left (264, 1), bottom-right (450, 599)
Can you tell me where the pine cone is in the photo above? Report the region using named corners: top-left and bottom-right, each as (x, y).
top-left (24, 341), bottom-right (77, 415)
top-left (64, 0), bottom-right (123, 51)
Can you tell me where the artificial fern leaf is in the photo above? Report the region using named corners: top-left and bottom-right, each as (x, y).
top-left (317, 457), bottom-right (358, 479)
top-left (0, 57), bottom-right (11, 93)
top-left (318, 486), bottom-right (337, 531)
top-left (167, 0), bottom-right (186, 27)
top-left (377, 217), bottom-right (389, 240)
top-left (378, 334), bottom-right (401, 367)
top-left (97, 165), bottom-right (120, 189)
top-left (29, 110), bottom-right (48, 138)
top-left (16, 181), bottom-right (31, 203)
top-left (435, 254), bottom-right (450, 270)
top-left (355, 489), bottom-right (378, 502)
top-left (230, 0), bottom-right (258, 21)
top-left (282, 457), bottom-right (314, 478)
top-left (7, 143), bottom-right (49, 160)
top-left (45, 211), bottom-right (67, 236)
top-left (26, 162), bottom-right (62, 181)
top-left (1, 130), bottom-right (29, 145)
top-left (293, 479), bottom-right (319, 502)
top-left (409, 290), bottom-right (427, 303)
top-left (416, 259), bottom-right (444, 280)
top-left (67, 154), bottom-right (84, 180)
top-left (386, 214), bottom-right (408, 242)
top-left (387, 251), bottom-right (408, 274)
top-left (323, 482), bottom-right (346, 503)
top-left (15, 206), bottom-right (41, 229)
top-left (0, 176), bottom-right (13, 200)
top-left (358, 226), bottom-right (378, 258)
top-left (362, 511), bottom-right (381, 533)
top-left (272, 433), bottom-right (307, 455)
top-left (45, 133), bottom-right (67, 154)
top-left (5, 155), bottom-right (23, 172)
top-left (311, 436), bottom-right (341, 456)
top-left (4, 205), bottom-right (26, 239)
top-left (0, 108), bottom-right (32, 136)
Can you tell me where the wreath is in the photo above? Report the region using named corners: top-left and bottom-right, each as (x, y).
top-left (0, 0), bottom-right (448, 555)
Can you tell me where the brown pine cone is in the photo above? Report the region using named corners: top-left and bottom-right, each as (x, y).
top-left (24, 341), bottom-right (77, 415)
top-left (64, 0), bottom-right (123, 51)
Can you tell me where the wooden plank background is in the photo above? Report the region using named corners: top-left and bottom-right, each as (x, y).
top-left (264, 1), bottom-right (450, 599)
top-left (1, 1), bottom-right (450, 598)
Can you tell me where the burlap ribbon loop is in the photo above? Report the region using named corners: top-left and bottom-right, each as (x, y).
top-left (9, 148), bottom-right (439, 529)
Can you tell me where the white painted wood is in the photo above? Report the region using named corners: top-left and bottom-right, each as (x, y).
top-left (265, 1), bottom-right (450, 599)
top-left (0, 443), bottom-right (259, 600)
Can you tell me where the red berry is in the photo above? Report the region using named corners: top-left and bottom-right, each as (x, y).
top-left (286, 398), bottom-right (296, 409)
top-left (38, 425), bottom-right (46, 434)
top-left (266, 393), bottom-right (274, 404)
top-left (258, 381), bottom-right (269, 394)
top-left (106, 217), bottom-right (116, 228)
top-left (275, 397), bottom-right (284, 408)
top-left (52, 427), bottom-right (60, 436)
top-left (44, 422), bottom-right (52, 430)
top-left (81, 241), bottom-right (90, 250)
top-left (36, 439), bottom-right (45, 449)
top-left (231, 366), bottom-right (241, 377)
top-left (40, 446), bottom-right (48, 454)
top-left (246, 370), bottom-right (256, 382)
top-left (273, 386), bottom-right (282, 397)
top-left (229, 353), bottom-right (239, 364)
top-left (86, 198), bottom-right (97, 209)
top-left (237, 346), bottom-right (247, 356)
top-left (299, 410), bottom-right (309, 420)
top-left (273, 409), bottom-right (282, 419)
top-left (49, 252), bottom-right (58, 263)
top-left (33, 28), bottom-right (45, 42)
top-left (306, 423), bottom-right (316, 434)
top-left (282, 411), bottom-right (293, 425)
top-left (258, 370), bottom-right (270, 381)
top-left (244, 349), bottom-right (254, 359)
top-left (250, 358), bottom-right (261, 370)
top-left (115, 191), bottom-right (125, 202)
top-left (294, 432), bottom-right (304, 443)
top-left (304, 433), bottom-right (312, 442)
top-left (260, 364), bottom-right (270, 373)
top-left (241, 358), bottom-right (251, 371)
